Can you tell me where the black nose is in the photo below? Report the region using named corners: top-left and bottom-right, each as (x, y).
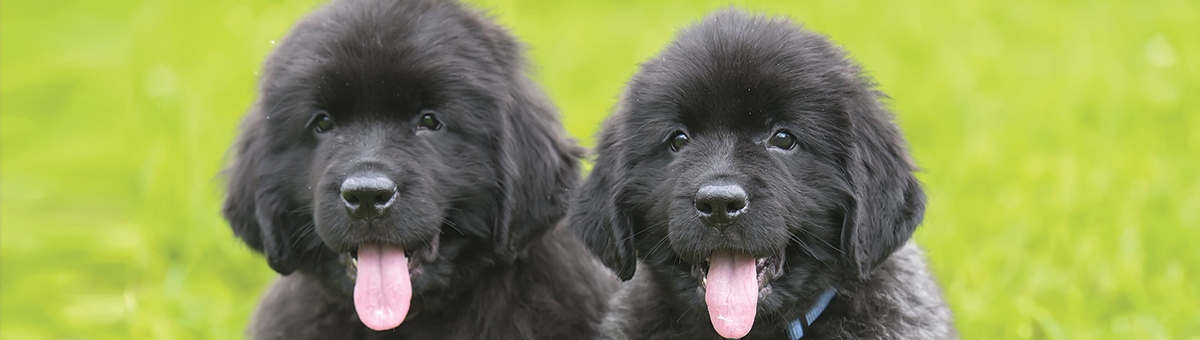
top-left (340, 174), bottom-right (397, 220)
top-left (695, 184), bottom-right (747, 229)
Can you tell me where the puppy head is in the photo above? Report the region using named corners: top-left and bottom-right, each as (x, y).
top-left (570, 9), bottom-right (924, 336)
top-left (222, 0), bottom-right (579, 330)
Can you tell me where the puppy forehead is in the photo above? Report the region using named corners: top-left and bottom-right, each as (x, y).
top-left (617, 11), bottom-right (865, 153)
top-left (256, 0), bottom-right (512, 133)
top-left (310, 8), bottom-right (499, 92)
top-left (621, 63), bottom-right (800, 136)
top-left (622, 52), bottom-right (837, 138)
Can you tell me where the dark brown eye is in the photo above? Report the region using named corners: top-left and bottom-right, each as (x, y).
top-left (417, 111), bottom-right (442, 130)
top-left (310, 111), bottom-right (334, 133)
top-left (669, 131), bottom-right (689, 151)
top-left (769, 130), bottom-right (796, 150)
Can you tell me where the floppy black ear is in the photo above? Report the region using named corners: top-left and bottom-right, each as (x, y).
top-left (840, 98), bottom-right (927, 280)
top-left (222, 112), bottom-right (305, 275)
top-left (568, 119), bottom-right (637, 280)
top-left (490, 77), bottom-right (585, 264)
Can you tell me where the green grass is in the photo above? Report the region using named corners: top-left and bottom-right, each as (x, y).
top-left (2, 0), bottom-right (1197, 339)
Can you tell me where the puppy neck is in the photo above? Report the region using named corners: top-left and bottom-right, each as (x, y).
top-left (784, 285), bottom-right (838, 340)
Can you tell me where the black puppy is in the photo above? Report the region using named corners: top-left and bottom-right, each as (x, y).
top-left (221, 0), bottom-right (615, 338)
top-left (571, 10), bottom-right (956, 339)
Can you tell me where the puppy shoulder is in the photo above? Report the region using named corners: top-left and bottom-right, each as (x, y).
top-left (831, 242), bottom-right (958, 339)
top-left (513, 228), bottom-right (620, 338)
top-left (597, 263), bottom-right (673, 340)
top-left (247, 274), bottom-right (363, 340)
top-left (874, 243), bottom-right (955, 320)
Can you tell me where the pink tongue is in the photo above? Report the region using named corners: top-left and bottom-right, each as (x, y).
top-left (705, 251), bottom-right (758, 339)
top-left (353, 243), bottom-right (412, 331)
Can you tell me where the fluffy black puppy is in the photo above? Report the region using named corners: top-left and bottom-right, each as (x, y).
top-left (571, 10), bottom-right (956, 340)
top-left (221, 0), bottom-right (615, 338)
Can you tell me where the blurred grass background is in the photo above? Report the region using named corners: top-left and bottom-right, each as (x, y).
top-left (2, 0), bottom-right (1197, 338)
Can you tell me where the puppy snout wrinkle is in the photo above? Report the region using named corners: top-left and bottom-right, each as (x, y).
top-left (340, 173), bottom-right (397, 220)
top-left (695, 184), bottom-right (747, 229)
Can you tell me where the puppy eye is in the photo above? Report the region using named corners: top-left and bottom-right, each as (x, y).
top-left (417, 111), bottom-right (443, 131)
top-left (669, 131), bottom-right (689, 151)
top-left (309, 111), bottom-right (335, 133)
top-left (769, 130), bottom-right (797, 150)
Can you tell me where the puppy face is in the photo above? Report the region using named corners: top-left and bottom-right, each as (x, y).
top-left (223, 0), bottom-right (580, 331)
top-left (571, 11), bottom-right (925, 338)
top-left (302, 34), bottom-right (499, 259)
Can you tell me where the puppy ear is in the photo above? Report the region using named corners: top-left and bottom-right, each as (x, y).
top-left (222, 113), bottom-right (304, 275)
top-left (491, 78), bottom-right (585, 264)
top-left (840, 98), bottom-right (927, 280)
top-left (568, 120), bottom-right (637, 280)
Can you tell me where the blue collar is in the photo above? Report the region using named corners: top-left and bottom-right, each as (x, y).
top-left (784, 286), bottom-right (838, 340)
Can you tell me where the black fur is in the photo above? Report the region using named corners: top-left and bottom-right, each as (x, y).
top-left (570, 10), bottom-right (956, 339)
top-left (221, 0), bottom-right (616, 338)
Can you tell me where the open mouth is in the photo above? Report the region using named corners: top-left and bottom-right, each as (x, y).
top-left (691, 249), bottom-right (785, 292)
top-left (338, 233), bottom-right (440, 331)
top-left (690, 249), bottom-right (784, 338)
top-left (342, 233), bottom-right (441, 281)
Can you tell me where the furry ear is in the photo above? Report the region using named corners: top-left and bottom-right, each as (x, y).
top-left (222, 113), bottom-right (305, 275)
top-left (490, 78), bottom-right (584, 264)
top-left (568, 120), bottom-right (637, 280)
top-left (840, 98), bottom-right (927, 280)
